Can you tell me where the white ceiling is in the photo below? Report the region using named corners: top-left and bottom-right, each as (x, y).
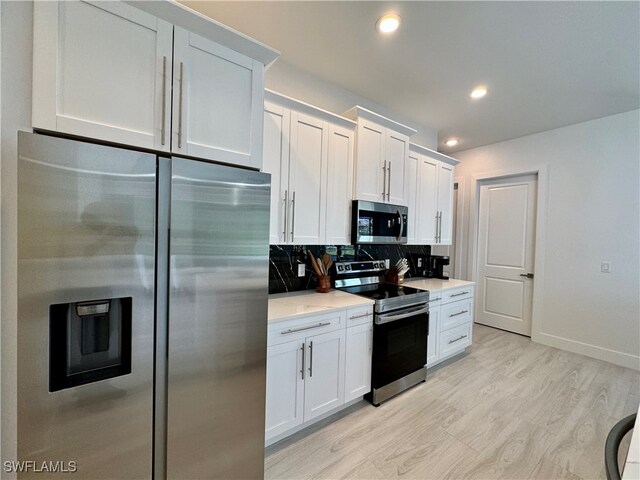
top-left (180, 1), bottom-right (640, 153)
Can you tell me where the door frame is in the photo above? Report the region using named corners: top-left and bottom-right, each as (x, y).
top-left (468, 165), bottom-right (548, 341)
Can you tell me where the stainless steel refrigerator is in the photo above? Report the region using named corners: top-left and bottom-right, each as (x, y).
top-left (17, 131), bottom-right (270, 479)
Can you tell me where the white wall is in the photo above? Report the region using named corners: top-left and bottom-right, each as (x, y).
top-left (454, 110), bottom-right (640, 369)
top-left (1, 1), bottom-right (33, 470)
top-left (265, 60), bottom-right (439, 149)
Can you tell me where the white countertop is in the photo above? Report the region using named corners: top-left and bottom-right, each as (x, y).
top-left (403, 277), bottom-right (475, 292)
top-left (268, 289), bottom-right (374, 323)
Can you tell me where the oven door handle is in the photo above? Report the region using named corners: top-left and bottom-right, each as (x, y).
top-left (375, 306), bottom-right (429, 325)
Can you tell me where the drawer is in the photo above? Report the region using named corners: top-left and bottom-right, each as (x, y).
top-left (268, 310), bottom-right (343, 346)
top-left (441, 286), bottom-right (474, 304)
top-left (439, 323), bottom-right (472, 359)
top-left (345, 305), bottom-right (374, 327)
top-left (440, 299), bottom-right (473, 331)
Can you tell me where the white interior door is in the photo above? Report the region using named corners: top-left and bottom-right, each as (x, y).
top-left (476, 174), bottom-right (537, 336)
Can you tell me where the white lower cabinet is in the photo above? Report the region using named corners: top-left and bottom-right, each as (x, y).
top-left (265, 306), bottom-right (373, 443)
top-left (427, 286), bottom-right (475, 367)
top-left (304, 329), bottom-right (346, 421)
top-left (344, 323), bottom-right (373, 402)
top-left (265, 340), bottom-right (304, 439)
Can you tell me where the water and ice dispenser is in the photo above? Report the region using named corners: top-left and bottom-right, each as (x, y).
top-left (49, 297), bottom-right (132, 392)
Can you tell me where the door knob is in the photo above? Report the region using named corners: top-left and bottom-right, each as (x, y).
top-left (520, 273), bottom-right (534, 279)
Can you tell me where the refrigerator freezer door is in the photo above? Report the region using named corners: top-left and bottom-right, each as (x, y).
top-left (166, 157), bottom-right (270, 479)
top-left (17, 132), bottom-right (157, 478)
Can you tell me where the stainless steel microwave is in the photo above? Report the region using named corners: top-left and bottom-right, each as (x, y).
top-left (351, 200), bottom-right (408, 244)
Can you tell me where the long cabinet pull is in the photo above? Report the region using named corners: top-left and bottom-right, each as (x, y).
top-left (300, 343), bottom-right (305, 380)
top-left (280, 322), bottom-right (331, 335)
top-left (439, 211), bottom-right (443, 242)
top-left (448, 334), bottom-right (468, 344)
top-left (435, 213), bottom-right (440, 243)
top-left (290, 191), bottom-right (296, 242)
top-left (428, 297), bottom-right (442, 303)
top-left (382, 161), bottom-right (387, 199)
top-left (450, 291), bottom-right (469, 297)
top-left (387, 162), bottom-right (391, 201)
top-left (161, 56), bottom-right (167, 146)
top-left (178, 62), bottom-right (184, 149)
top-left (349, 312), bottom-right (371, 320)
top-left (283, 190), bottom-right (288, 239)
top-left (449, 310), bottom-right (469, 318)
top-left (308, 341), bottom-right (314, 377)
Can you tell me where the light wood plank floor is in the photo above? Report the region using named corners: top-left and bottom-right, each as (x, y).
top-left (265, 324), bottom-right (639, 480)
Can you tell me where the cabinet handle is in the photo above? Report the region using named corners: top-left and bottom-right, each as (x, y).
top-left (439, 211), bottom-right (443, 242)
top-left (382, 161), bottom-right (387, 199)
top-left (281, 321), bottom-right (331, 335)
top-left (290, 191), bottom-right (296, 242)
top-left (449, 310), bottom-right (468, 318)
top-left (369, 327), bottom-right (373, 353)
top-left (300, 343), bottom-right (305, 380)
top-left (450, 291), bottom-right (469, 297)
top-left (283, 190), bottom-right (288, 239)
top-left (178, 62), bottom-right (184, 149)
top-left (349, 312), bottom-right (371, 320)
top-left (161, 56), bottom-right (167, 146)
top-left (387, 162), bottom-right (391, 201)
top-left (448, 334), bottom-right (468, 344)
top-left (435, 213), bottom-right (439, 243)
top-left (308, 341), bottom-right (314, 377)
top-left (428, 297), bottom-right (442, 303)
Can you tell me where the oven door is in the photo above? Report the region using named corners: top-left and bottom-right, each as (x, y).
top-left (372, 304), bottom-right (429, 390)
top-left (352, 200), bottom-right (408, 244)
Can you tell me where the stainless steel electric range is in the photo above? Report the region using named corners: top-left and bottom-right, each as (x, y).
top-left (334, 260), bottom-right (430, 405)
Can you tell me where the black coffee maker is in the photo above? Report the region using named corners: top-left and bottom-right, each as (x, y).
top-left (427, 255), bottom-right (450, 280)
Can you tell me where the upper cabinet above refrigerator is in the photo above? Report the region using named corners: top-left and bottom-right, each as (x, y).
top-left (32, 0), bottom-right (279, 170)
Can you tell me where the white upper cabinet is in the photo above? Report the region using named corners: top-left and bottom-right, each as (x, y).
top-left (410, 143), bottom-right (459, 246)
top-left (406, 152), bottom-right (419, 244)
top-left (325, 125), bottom-right (354, 245)
top-left (343, 106), bottom-right (416, 207)
top-left (33, 1), bottom-right (173, 151)
top-left (172, 28), bottom-right (264, 168)
top-left (33, 0), bottom-right (278, 168)
top-left (263, 103), bottom-right (290, 244)
top-left (288, 112), bottom-right (328, 245)
top-left (264, 90), bottom-right (356, 245)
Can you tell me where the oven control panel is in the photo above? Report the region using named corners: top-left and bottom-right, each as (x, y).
top-left (335, 261), bottom-right (386, 275)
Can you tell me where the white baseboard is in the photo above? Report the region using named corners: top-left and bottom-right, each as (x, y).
top-left (534, 331), bottom-right (640, 371)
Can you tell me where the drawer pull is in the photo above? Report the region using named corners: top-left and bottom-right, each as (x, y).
top-left (449, 310), bottom-right (469, 318)
top-left (349, 312), bottom-right (371, 320)
top-left (450, 291), bottom-right (469, 297)
top-left (448, 334), bottom-right (468, 344)
top-left (281, 322), bottom-right (331, 335)
top-left (428, 297), bottom-right (442, 303)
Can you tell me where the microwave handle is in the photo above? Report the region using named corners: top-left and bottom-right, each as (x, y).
top-left (396, 209), bottom-right (404, 241)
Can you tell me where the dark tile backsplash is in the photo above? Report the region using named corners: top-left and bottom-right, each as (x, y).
top-left (269, 244), bottom-right (431, 294)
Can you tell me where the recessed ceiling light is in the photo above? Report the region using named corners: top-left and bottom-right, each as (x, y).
top-left (376, 13), bottom-right (401, 34)
top-left (444, 139), bottom-right (459, 147)
top-left (470, 86), bottom-right (488, 99)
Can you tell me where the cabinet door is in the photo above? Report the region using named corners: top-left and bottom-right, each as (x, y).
top-left (406, 152), bottom-right (419, 244)
top-left (288, 112), bottom-right (327, 245)
top-left (386, 131), bottom-right (409, 206)
top-left (426, 306), bottom-right (440, 367)
top-left (353, 120), bottom-right (385, 203)
top-left (344, 323), bottom-right (373, 402)
top-left (304, 329), bottom-right (345, 421)
top-left (172, 28), bottom-right (264, 169)
top-left (265, 340), bottom-right (305, 440)
top-left (418, 157), bottom-right (439, 244)
top-left (263, 103), bottom-right (291, 244)
top-left (33, 1), bottom-right (172, 151)
top-left (437, 163), bottom-right (455, 245)
top-left (325, 124), bottom-right (354, 245)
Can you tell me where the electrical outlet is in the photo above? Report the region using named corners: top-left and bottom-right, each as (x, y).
top-left (384, 259), bottom-right (390, 269)
top-left (417, 258), bottom-right (423, 267)
top-left (601, 262), bottom-right (611, 273)
top-left (297, 263), bottom-right (306, 277)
